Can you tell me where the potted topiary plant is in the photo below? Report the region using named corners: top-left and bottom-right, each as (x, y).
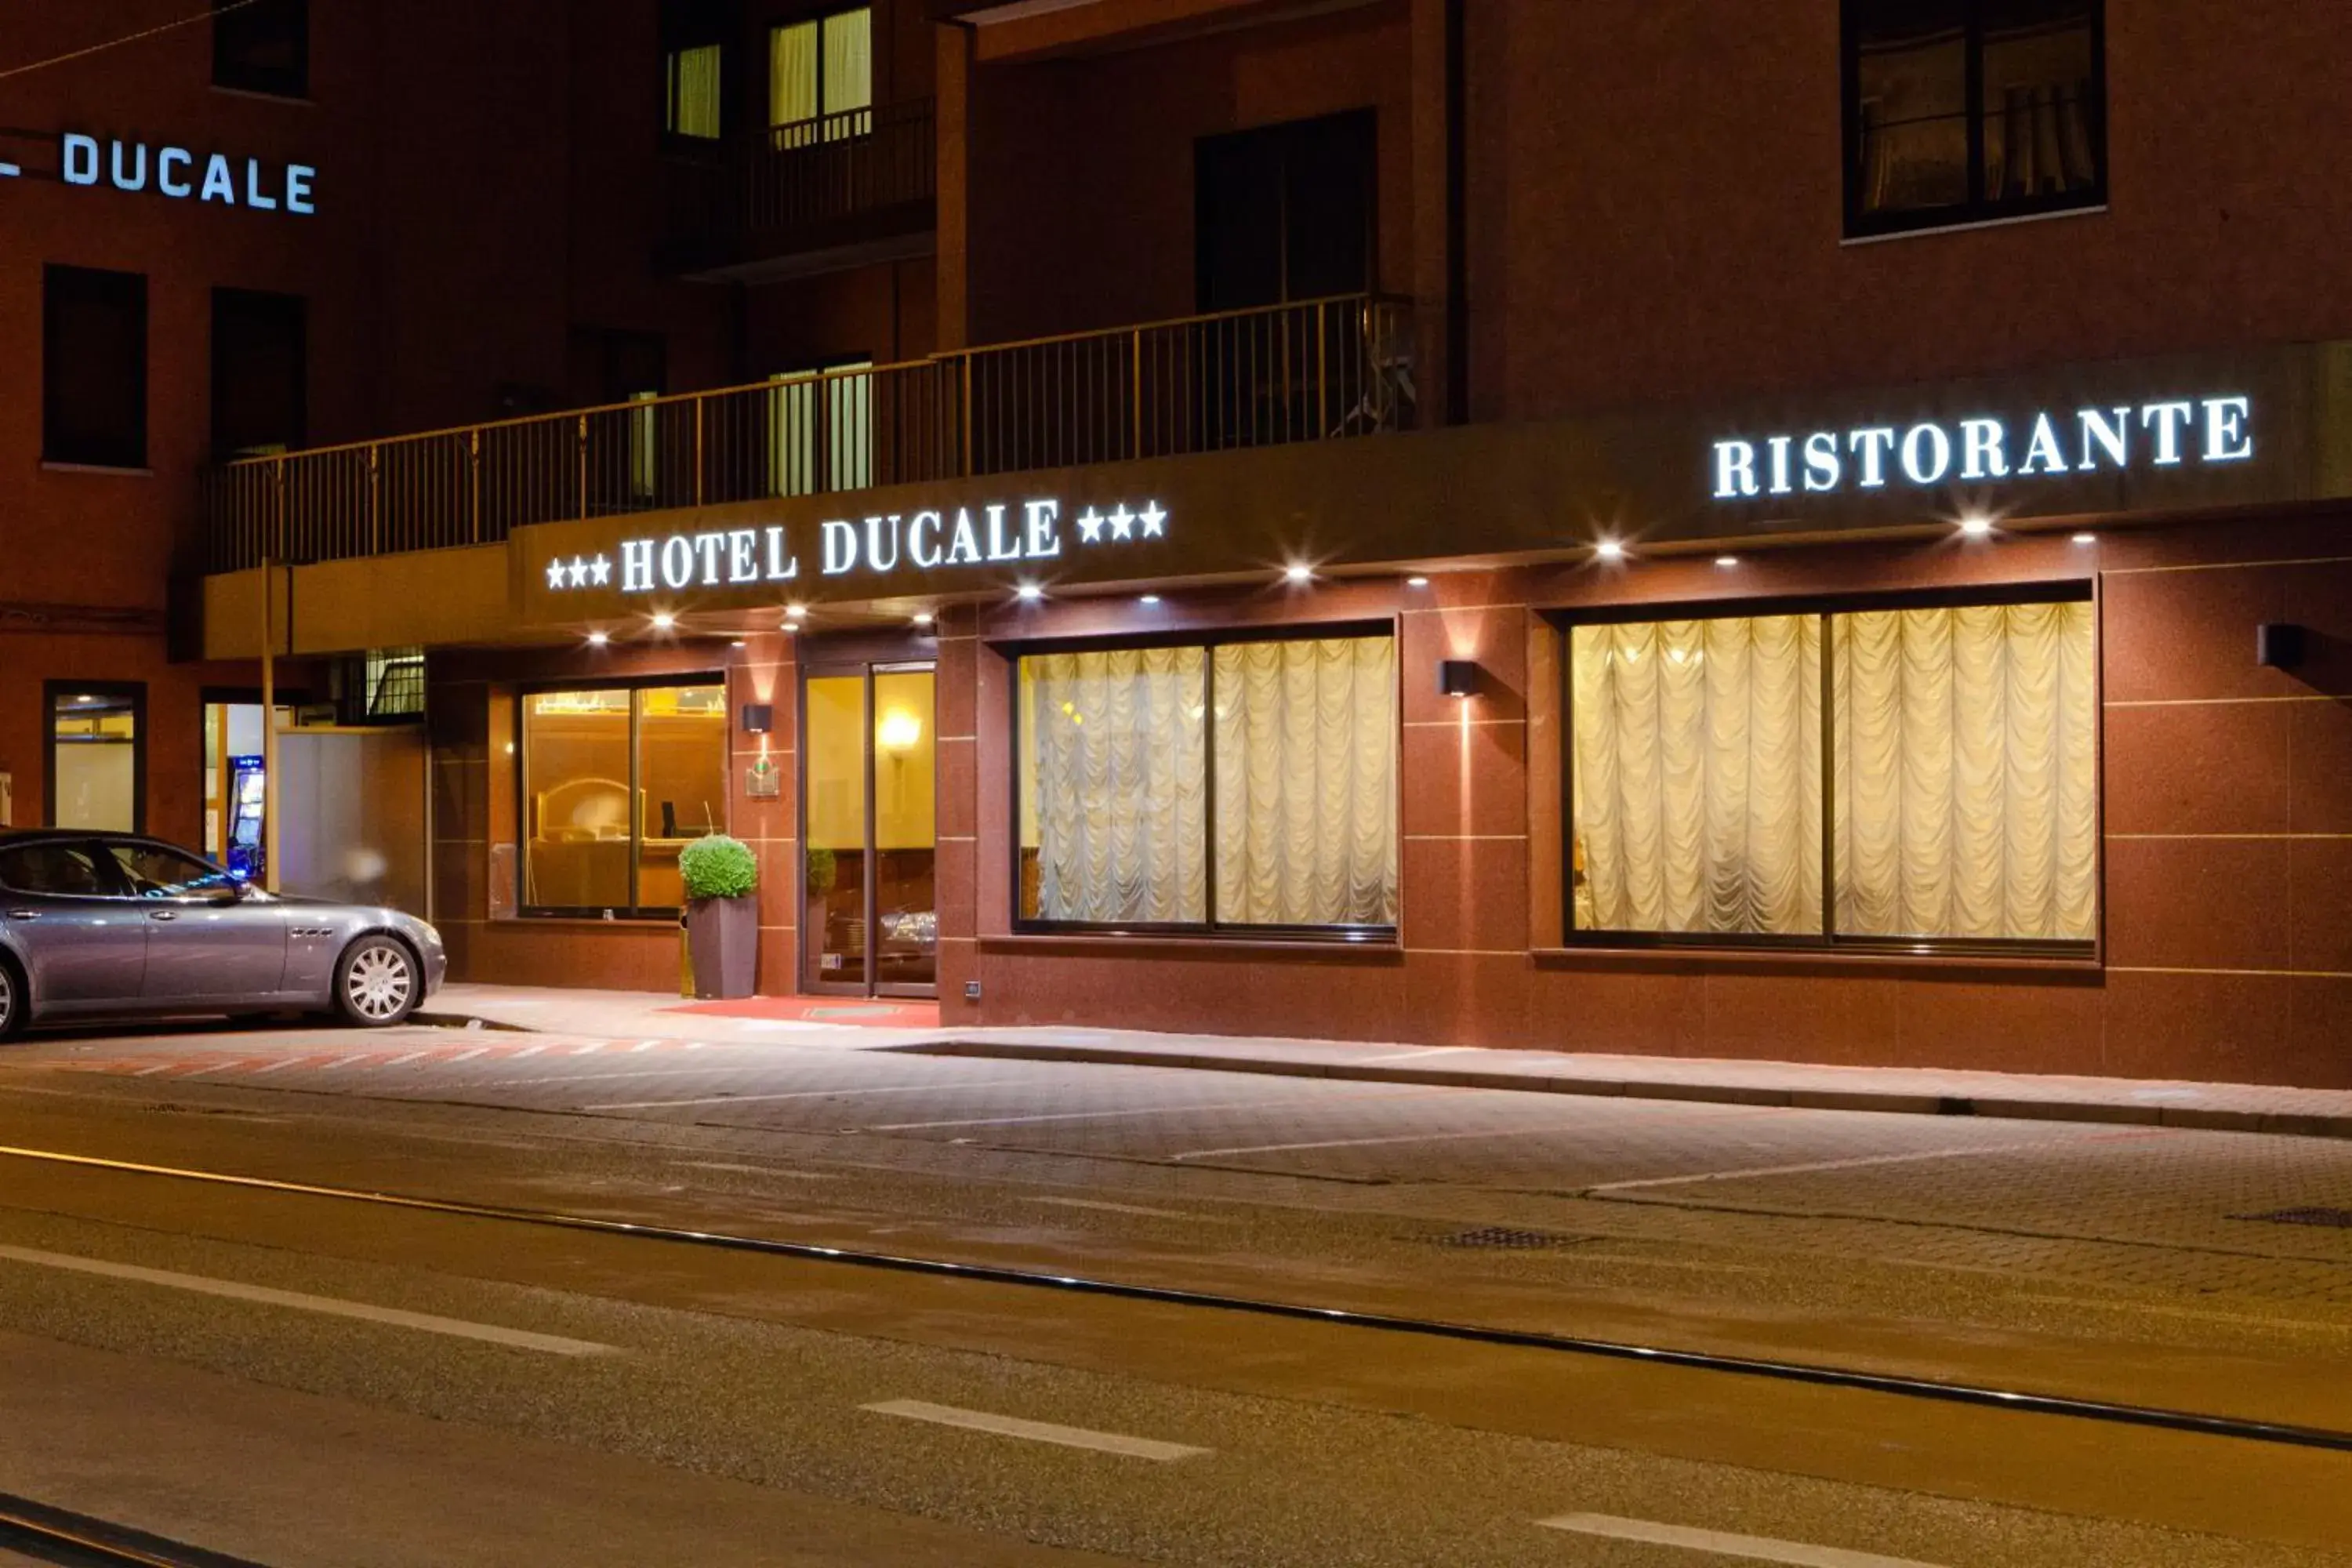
top-left (679, 833), bottom-right (759, 1000)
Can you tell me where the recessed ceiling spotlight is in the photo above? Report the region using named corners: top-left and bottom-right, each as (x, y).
top-left (1594, 540), bottom-right (1626, 561)
top-left (1958, 516), bottom-right (1994, 538)
top-left (785, 602), bottom-right (808, 619)
top-left (1715, 555), bottom-right (1739, 568)
top-left (2071, 532), bottom-right (2097, 545)
top-left (1016, 583), bottom-right (1044, 602)
top-left (651, 612), bottom-right (676, 630)
top-left (779, 620), bottom-right (797, 633)
top-left (1284, 563), bottom-right (1314, 584)
top-left (912, 611), bottom-right (935, 627)
top-left (586, 630), bottom-right (609, 646)
top-left (1139, 593), bottom-right (1162, 605)
top-left (729, 639), bottom-right (747, 649)
top-left (1406, 575), bottom-right (1429, 588)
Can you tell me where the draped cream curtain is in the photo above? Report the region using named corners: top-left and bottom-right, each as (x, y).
top-left (1834, 602), bottom-right (2096, 941)
top-left (822, 8), bottom-right (873, 130)
top-left (1019, 636), bottom-right (1397, 930)
top-left (770, 23), bottom-right (818, 136)
top-left (1022, 648), bottom-right (1208, 924)
top-left (1570, 603), bottom-right (2096, 945)
top-left (667, 44), bottom-right (722, 140)
top-left (772, 10), bottom-right (871, 141)
top-left (1213, 637), bottom-right (1398, 927)
top-left (1572, 617), bottom-right (1823, 935)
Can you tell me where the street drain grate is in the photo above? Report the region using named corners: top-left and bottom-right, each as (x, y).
top-left (1434, 1226), bottom-right (1588, 1250)
top-left (2237, 1207), bottom-right (2352, 1229)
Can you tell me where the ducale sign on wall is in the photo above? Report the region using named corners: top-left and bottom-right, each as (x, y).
top-left (0, 132), bottom-right (316, 213)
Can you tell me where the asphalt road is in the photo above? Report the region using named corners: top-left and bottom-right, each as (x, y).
top-left (0, 1018), bottom-right (2349, 1566)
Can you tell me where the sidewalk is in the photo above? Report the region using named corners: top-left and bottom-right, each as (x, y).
top-left (423, 983), bottom-right (2352, 1141)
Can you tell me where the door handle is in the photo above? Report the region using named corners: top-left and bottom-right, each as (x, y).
top-left (147, 909), bottom-right (179, 923)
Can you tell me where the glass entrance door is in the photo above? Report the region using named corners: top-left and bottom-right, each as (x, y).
top-left (802, 662), bottom-right (937, 996)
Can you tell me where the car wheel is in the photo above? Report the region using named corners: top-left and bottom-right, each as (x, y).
top-left (0, 957), bottom-right (24, 1043)
top-left (334, 937), bottom-right (419, 1029)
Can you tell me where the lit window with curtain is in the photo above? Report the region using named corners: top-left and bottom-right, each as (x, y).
top-left (522, 684), bottom-right (727, 917)
top-left (666, 42), bottom-right (724, 139)
top-left (767, 360), bottom-right (872, 497)
top-left (1843, 0), bottom-right (2103, 236)
top-left (1019, 633), bottom-right (1398, 935)
top-left (1569, 594), bottom-right (2095, 949)
top-left (771, 7), bottom-right (872, 144)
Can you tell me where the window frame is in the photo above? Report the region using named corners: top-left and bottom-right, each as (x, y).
top-left (1555, 581), bottom-right (2100, 959)
top-left (1007, 619), bottom-right (1401, 945)
top-left (212, 0), bottom-right (310, 100)
top-left (42, 264), bottom-right (149, 471)
top-left (1840, 0), bottom-right (2108, 240)
top-left (44, 681), bottom-right (147, 835)
top-left (514, 675), bottom-right (728, 920)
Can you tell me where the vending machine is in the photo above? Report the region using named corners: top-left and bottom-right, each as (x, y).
top-left (227, 754), bottom-right (267, 883)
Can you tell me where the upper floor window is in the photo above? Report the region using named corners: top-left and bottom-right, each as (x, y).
top-left (212, 288), bottom-right (307, 460)
top-left (214, 0), bottom-right (309, 99)
top-left (43, 265), bottom-right (147, 470)
top-left (1843, 0), bottom-right (2104, 237)
top-left (1196, 110), bottom-right (1376, 311)
top-left (771, 8), bottom-right (873, 141)
top-left (662, 0), bottom-right (731, 139)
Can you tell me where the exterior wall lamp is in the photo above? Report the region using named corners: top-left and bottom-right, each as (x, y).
top-left (1438, 659), bottom-right (1479, 699)
top-left (740, 704), bottom-right (775, 734)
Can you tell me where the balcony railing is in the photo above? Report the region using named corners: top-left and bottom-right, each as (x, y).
top-left (205, 293), bottom-right (1415, 572)
top-left (664, 99), bottom-right (936, 270)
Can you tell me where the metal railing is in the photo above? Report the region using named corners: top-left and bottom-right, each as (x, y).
top-left (205, 293), bottom-right (1415, 572)
top-left (666, 98), bottom-right (936, 262)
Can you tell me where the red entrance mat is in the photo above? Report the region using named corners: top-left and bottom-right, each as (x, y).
top-left (661, 995), bottom-right (941, 1029)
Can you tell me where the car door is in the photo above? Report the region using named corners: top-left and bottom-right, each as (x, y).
top-left (107, 841), bottom-right (289, 1003)
top-left (0, 840), bottom-right (149, 1009)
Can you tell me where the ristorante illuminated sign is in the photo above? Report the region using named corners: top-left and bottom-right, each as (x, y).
top-left (0, 133), bottom-right (316, 214)
top-left (1710, 395), bottom-right (2253, 502)
top-left (541, 497), bottom-right (1168, 593)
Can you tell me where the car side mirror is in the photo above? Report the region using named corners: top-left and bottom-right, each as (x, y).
top-left (209, 884), bottom-right (245, 906)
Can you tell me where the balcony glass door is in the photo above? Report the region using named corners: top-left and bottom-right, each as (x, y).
top-left (802, 662), bottom-right (936, 996)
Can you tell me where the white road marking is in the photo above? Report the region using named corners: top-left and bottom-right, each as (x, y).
top-left (449, 1047), bottom-right (490, 1063)
top-left (591, 1079), bottom-right (1029, 1112)
top-left (685, 1041), bottom-right (707, 1050)
top-left (0, 1243), bottom-right (617, 1357)
top-left (131, 1063), bottom-right (179, 1077)
top-left (1174, 1121), bottom-right (1612, 1160)
top-left (677, 1160), bottom-right (836, 1180)
top-left (569, 1042), bottom-right (604, 1056)
top-left (630, 1040), bottom-right (659, 1052)
top-left (512, 1044), bottom-right (547, 1058)
top-left (873, 1094), bottom-right (1322, 1132)
top-left (1537, 1513), bottom-right (1945, 1567)
top-left (860, 1399), bottom-right (1207, 1462)
top-left (245, 1056), bottom-right (315, 1076)
top-left (1027, 1196), bottom-right (1215, 1221)
top-left (381, 1051), bottom-right (430, 1067)
top-left (1587, 1138), bottom-right (2072, 1194)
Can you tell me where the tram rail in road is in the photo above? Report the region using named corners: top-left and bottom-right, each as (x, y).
top-left (2, 1139), bottom-right (2348, 1457)
top-left (0, 1489), bottom-right (268, 1568)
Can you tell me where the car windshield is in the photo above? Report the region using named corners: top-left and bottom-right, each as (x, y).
top-left (107, 843), bottom-right (241, 898)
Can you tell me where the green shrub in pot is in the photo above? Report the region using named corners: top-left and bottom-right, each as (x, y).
top-left (679, 835), bottom-right (759, 999)
top-left (679, 834), bottom-right (758, 902)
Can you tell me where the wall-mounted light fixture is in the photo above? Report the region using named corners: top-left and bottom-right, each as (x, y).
top-left (1438, 659), bottom-right (1479, 699)
top-left (740, 704), bottom-right (775, 735)
top-left (2257, 622), bottom-right (2306, 670)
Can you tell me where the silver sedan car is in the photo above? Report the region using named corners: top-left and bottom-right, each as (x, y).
top-left (0, 830), bottom-right (446, 1040)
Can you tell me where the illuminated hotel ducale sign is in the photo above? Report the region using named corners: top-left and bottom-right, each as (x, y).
top-left (0, 132), bottom-right (316, 214)
top-left (541, 496), bottom-right (1170, 594)
top-left (1711, 394), bottom-right (2254, 502)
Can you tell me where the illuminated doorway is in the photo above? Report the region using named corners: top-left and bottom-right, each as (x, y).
top-left (801, 662), bottom-right (936, 997)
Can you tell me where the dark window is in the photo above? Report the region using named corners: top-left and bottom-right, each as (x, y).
top-left (1844, 0), bottom-right (2104, 236)
top-left (211, 289), bottom-right (307, 459)
top-left (45, 684), bottom-right (147, 834)
top-left (214, 0), bottom-right (309, 98)
top-left (0, 842), bottom-right (113, 898)
top-left (43, 266), bottom-right (147, 470)
top-left (108, 843), bottom-right (238, 899)
top-left (1196, 110), bottom-right (1376, 312)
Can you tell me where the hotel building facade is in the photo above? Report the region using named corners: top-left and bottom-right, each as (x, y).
top-left (10, 0), bottom-right (2352, 1087)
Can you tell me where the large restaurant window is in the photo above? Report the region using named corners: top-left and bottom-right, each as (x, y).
top-left (214, 0), bottom-right (308, 99)
top-left (43, 265), bottom-right (147, 470)
top-left (1018, 631), bottom-right (1398, 936)
top-left (1844, 1), bottom-right (2104, 237)
top-left (1569, 593), bottom-right (2095, 951)
top-left (47, 684), bottom-right (146, 833)
top-left (521, 684), bottom-right (726, 916)
top-left (771, 8), bottom-right (873, 142)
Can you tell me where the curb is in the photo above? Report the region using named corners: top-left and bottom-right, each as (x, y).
top-left (893, 1040), bottom-right (2352, 1142)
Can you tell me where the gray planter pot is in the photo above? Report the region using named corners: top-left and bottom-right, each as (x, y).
top-left (686, 895), bottom-right (758, 1000)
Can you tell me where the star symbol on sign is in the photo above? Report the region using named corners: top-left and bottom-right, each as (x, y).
top-left (589, 554), bottom-right (612, 586)
top-left (546, 557), bottom-right (568, 591)
top-left (567, 556), bottom-right (590, 589)
top-left (1109, 504), bottom-right (1135, 541)
top-left (1138, 500), bottom-right (1167, 538)
top-left (1076, 507), bottom-right (1105, 544)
